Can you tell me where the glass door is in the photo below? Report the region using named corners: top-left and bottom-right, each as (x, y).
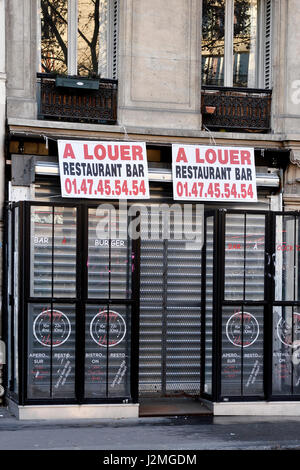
top-left (84, 206), bottom-right (136, 400)
top-left (15, 202), bottom-right (139, 405)
top-left (221, 211), bottom-right (266, 399)
top-left (202, 209), bottom-right (268, 402)
top-left (272, 213), bottom-right (300, 398)
top-left (202, 209), bottom-right (300, 403)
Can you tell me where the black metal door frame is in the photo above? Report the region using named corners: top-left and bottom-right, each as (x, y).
top-left (201, 209), bottom-right (300, 403)
top-left (10, 201), bottom-right (140, 406)
top-left (7, 202), bottom-right (300, 406)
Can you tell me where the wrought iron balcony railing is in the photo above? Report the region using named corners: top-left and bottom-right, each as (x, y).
top-left (37, 73), bottom-right (118, 125)
top-left (201, 86), bottom-right (272, 133)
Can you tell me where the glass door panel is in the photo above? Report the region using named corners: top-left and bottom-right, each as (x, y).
top-left (275, 215), bottom-right (300, 302)
top-left (85, 304), bottom-right (131, 399)
top-left (221, 305), bottom-right (264, 397)
top-left (88, 207), bottom-right (132, 299)
top-left (30, 206), bottom-right (77, 298)
top-left (224, 213), bottom-right (265, 301)
top-left (221, 211), bottom-right (266, 400)
top-left (27, 303), bottom-right (76, 399)
top-left (272, 306), bottom-right (300, 396)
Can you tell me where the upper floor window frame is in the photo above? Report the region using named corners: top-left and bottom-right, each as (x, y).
top-left (37, 0), bottom-right (119, 79)
top-left (201, 0), bottom-right (272, 89)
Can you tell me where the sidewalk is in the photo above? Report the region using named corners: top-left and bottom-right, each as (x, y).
top-left (1, 406), bottom-right (300, 451)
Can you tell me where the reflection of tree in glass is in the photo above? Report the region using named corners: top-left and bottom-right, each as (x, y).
top-left (41, 0), bottom-right (107, 76)
top-left (202, 0), bottom-right (251, 52)
top-left (202, 0), bottom-right (252, 87)
top-left (77, 0), bottom-right (101, 76)
top-left (234, 0), bottom-right (252, 52)
top-left (202, 0), bottom-right (225, 55)
top-left (41, 0), bottom-right (68, 74)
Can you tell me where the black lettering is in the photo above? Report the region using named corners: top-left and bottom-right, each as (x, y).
top-left (63, 162), bottom-right (69, 175)
top-left (110, 164), bottom-right (117, 177)
top-left (69, 162), bottom-right (75, 175)
top-left (98, 164), bottom-right (104, 177)
top-left (86, 164), bottom-right (92, 176)
top-left (138, 164), bottom-right (144, 177)
top-left (75, 163), bottom-right (81, 176)
top-left (221, 167), bottom-right (231, 180)
top-left (131, 164), bottom-right (140, 177)
top-left (91, 164), bottom-right (99, 177)
top-left (81, 162), bottom-right (87, 176)
top-left (105, 165), bottom-right (112, 177)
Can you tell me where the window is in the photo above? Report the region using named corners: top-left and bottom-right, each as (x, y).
top-left (38, 0), bottom-right (119, 78)
top-left (202, 0), bottom-right (272, 88)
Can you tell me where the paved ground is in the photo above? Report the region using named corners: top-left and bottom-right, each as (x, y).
top-left (1, 406), bottom-right (300, 453)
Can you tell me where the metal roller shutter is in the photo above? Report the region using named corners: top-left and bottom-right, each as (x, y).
top-left (139, 205), bottom-right (202, 396)
top-left (33, 182), bottom-right (273, 397)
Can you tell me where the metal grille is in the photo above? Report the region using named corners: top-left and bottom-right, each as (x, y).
top-left (30, 206), bottom-right (77, 298)
top-left (203, 215), bottom-right (214, 395)
top-left (37, 74), bottom-right (118, 124)
top-left (221, 212), bottom-right (267, 397)
top-left (139, 205), bottom-right (202, 396)
top-left (201, 86), bottom-right (272, 132)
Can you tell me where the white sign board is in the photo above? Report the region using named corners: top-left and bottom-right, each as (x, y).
top-left (58, 140), bottom-right (150, 199)
top-left (172, 144), bottom-right (257, 202)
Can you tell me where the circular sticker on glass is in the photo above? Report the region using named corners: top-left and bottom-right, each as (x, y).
top-left (33, 309), bottom-right (71, 348)
top-left (90, 310), bottom-right (126, 348)
top-left (226, 311), bottom-right (259, 348)
top-left (277, 312), bottom-right (300, 348)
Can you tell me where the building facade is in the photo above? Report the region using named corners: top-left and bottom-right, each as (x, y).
top-left (0, 0), bottom-right (6, 403)
top-left (2, 0), bottom-right (300, 419)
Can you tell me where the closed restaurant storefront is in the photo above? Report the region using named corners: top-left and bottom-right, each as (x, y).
top-left (5, 139), bottom-right (300, 419)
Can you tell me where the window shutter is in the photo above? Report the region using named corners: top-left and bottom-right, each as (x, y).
top-left (98, 0), bottom-right (118, 79)
top-left (264, 0), bottom-right (272, 89)
top-left (111, 0), bottom-right (119, 80)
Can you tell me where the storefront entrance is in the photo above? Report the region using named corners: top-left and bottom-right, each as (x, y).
top-left (138, 204), bottom-right (202, 400)
top-left (5, 202), bottom-right (300, 412)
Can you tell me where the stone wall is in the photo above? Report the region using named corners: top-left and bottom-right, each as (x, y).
top-left (6, 0), bottom-right (37, 119)
top-left (272, 0), bottom-right (300, 134)
top-left (105, 0), bottom-right (202, 130)
top-left (0, 0), bottom-right (6, 404)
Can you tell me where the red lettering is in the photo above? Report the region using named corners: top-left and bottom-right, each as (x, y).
top-left (63, 143), bottom-right (75, 159)
top-left (94, 144), bottom-right (106, 160)
top-left (205, 149), bottom-right (217, 164)
top-left (83, 144), bottom-right (93, 160)
top-left (120, 145), bottom-right (131, 160)
top-left (230, 150), bottom-right (239, 164)
top-left (240, 150), bottom-right (251, 165)
top-left (195, 148), bottom-right (204, 163)
top-left (218, 148), bottom-right (229, 164)
top-left (132, 145), bottom-right (144, 160)
top-left (176, 147), bottom-right (188, 163)
top-left (107, 145), bottom-right (119, 160)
